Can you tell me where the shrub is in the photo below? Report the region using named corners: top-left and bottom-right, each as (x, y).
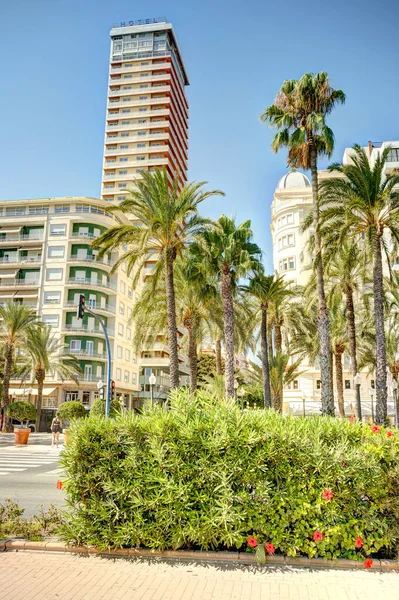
top-left (90, 397), bottom-right (123, 418)
top-left (7, 401), bottom-right (36, 425)
top-left (59, 389), bottom-right (399, 559)
top-left (0, 499), bottom-right (62, 540)
top-left (57, 401), bottom-right (87, 422)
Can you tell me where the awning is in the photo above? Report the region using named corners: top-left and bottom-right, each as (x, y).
top-left (30, 388), bottom-right (56, 396)
top-left (0, 226), bottom-right (22, 233)
top-left (8, 388), bottom-right (31, 396)
top-left (0, 270), bottom-right (18, 278)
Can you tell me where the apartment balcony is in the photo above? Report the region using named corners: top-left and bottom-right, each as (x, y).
top-left (104, 132), bottom-right (169, 147)
top-left (64, 301), bottom-right (116, 315)
top-left (62, 324), bottom-right (115, 336)
top-left (69, 232), bottom-right (100, 241)
top-left (0, 256), bottom-right (42, 265)
top-left (68, 255), bottom-right (115, 268)
top-left (65, 349), bottom-right (108, 360)
top-left (0, 234), bottom-right (44, 245)
top-left (108, 73), bottom-right (171, 93)
top-left (109, 61), bottom-right (170, 77)
top-left (0, 279), bottom-right (40, 287)
top-left (103, 151), bottom-right (169, 172)
top-left (139, 356), bottom-right (190, 375)
top-left (107, 96), bottom-right (170, 111)
top-left (107, 87), bottom-right (170, 110)
top-left (104, 121), bottom-right (169, 142)
top-left (66, 278), bottom-right (117, 292)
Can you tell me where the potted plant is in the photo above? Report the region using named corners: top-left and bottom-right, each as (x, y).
top-left (57, 401), bottom-right (87, 445)
top-left (7, 401), bottom-right (37, 445)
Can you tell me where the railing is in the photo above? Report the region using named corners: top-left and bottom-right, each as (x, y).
top-left (69, 233), bottom-right (98, 240)
top-left (0, 235), bottom-right (43, 243)
top-left (65, 350), bottom-right (107, 359)
top-left (67, 278), bottom-right (116, 291)
top-left (0, 257), bottom-right (41, 264)
top-left (68, 255), bottom-right (115, 267)
top-left (0, 280), bottom-right (40, 287)
top-left (64, 301), bottom-right (115, 314)
top-left (63, 324), bottom-right (115, 336)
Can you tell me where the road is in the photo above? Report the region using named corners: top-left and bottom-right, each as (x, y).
top-left (0, 433), bottom-right (65, 516)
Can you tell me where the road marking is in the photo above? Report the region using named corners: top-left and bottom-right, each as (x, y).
top-left (37, 468), bottom-right (63, 476)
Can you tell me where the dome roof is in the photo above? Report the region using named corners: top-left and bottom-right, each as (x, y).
top-left (277, 169), bottom-right (311, 190)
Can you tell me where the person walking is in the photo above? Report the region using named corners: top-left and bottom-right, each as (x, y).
top-left (51, 415), bottom-right (62, 448)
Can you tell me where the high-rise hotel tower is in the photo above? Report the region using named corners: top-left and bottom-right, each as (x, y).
top-left (101, 18), bottom-right (189, 202)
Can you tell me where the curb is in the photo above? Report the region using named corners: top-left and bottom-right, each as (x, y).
top-left (1, 539), bottom-right (398, 570)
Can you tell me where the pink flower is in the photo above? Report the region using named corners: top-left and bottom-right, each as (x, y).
top-left (349, 415), bottom-right (355, 423)
top-left (56, 480), bottom-right (63, 490)
top-left (387, 430), bottom-right (394, 438)
top-left (247, 536), bottom-right (257, 548)
top-left (371, 425), bottom-right (381, 433)
top-left (355, 537), bottom-right (363, 549)
top-left (322, 489), bottom-right (334, 501)
top-left (265, 543), bottom-right (275, 554)
top-left (364, 558), bottom-right (373, 569)
top-left (313, 531), bottom-right (323, 542)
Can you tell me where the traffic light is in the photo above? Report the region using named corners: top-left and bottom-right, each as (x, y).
top-left (111, 380), bottom-right (116, 400)
top-left (77, 294), bottom-right (85, 319)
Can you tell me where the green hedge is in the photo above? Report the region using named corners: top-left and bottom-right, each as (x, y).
top-left (59, 389), bottom-right (399, 559)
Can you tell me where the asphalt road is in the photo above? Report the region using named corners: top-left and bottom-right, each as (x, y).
top-left (0, 433), bottom-right (65, 517)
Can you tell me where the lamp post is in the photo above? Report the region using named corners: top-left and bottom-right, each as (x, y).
top-left (369, 387), bottom-right (374, 423)
top-left (302, 393), bottom-right (306, 418)
top-left (392, 379), bottom-right (398, 428)
top-left (355, 373), bottom-right (362, 422)
top-left (96, 379), bottom-right (104, 401)
top-left (149, 372), bottom-right (156, 405)
top-left (234, 379), bottom-right (239, 401)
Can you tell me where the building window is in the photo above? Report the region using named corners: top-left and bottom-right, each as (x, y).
top-left (387, 148), bottom-right (399, 162)
top-left (46, 268), bottom-right (63, 281)
top-left (126, 349), bottom-right (131, 361)
top-left (137, 157), bottom-right (145, 161)
top-left (126, 328), bottom-right (131, 340)
top-left (116, 368), bottom-right (122, 381)
top-left (128, 287), bottom-right (133, 298)
top-left (120, 281), bottom-right (126, 293)
top-left (54, 204), bottom-right (70, 213)
top-left (119, 302), bottom-right (125, 315)
top-left (117, 346), bottom-right (123, 359)
top-left (316, 380), bottom-right (321, 390)
top-left (118, 184), bottom-right (127, 188)
top-left (132, 373), bottom-right (137, 384)
top-left (119, 158), bottom-right (128, 162)
top-left (278, 234), bottom-right (295, 249)
top-left (44, 291), bottom-right (60, 304)
top-left (371, 380), bottom-right (375, 389)
top-left (82, 391), bottom-right (90, 406)
top-left (121, 133), bottom-right (129, 137)
top-left (124, 371), bottom-right (129, 383)
top-left (279, 257), bottom-right (295, 273)
top-left (69, 340), bottom-right (81, 351)
top-left (118, 323), bottom-right (124, 337)
top-left (345, 380), bottom-right (351, 390)
top-left (293, 380), bottom-right (299, 390)
top-left (118, 170), bottom-right (128, 175)
top-left (50, 224), bottom-right (66, 236)
top-left (65, 391), bottom-right (79, 402)
top-left (48, 246), bottom-right (65, 258)
top-left (42, 315), bottom-right (59, 328)
top-left (127, 308), bottom-right (132, 318)
top-left (122, 109), bottom-right (131, 113)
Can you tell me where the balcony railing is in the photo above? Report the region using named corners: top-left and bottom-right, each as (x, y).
top-left (0, 279), bottom-right (40, 287)
top-left (0, 234), bottom-right (43, 243)
top-left (62, 324), bottom-right (114, 336)
top-left (0, 257), bottom-right (41, 264)
top-left (67, 278), bottom-right (116, 291)
top-left (64, 301), bottom-right (115, 314)
top-left (69, 233), bottom-right (99, 240)
top-left (65, 349), bottom-right (107, 359)
top-left (68, 255), bottom-right (115, 267)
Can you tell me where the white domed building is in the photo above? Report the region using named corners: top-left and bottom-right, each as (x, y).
top-left (271, 168), bottom-right (313, 287)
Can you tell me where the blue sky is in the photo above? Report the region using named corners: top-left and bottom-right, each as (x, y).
top-left (1, 0), bottom-right (398, 271)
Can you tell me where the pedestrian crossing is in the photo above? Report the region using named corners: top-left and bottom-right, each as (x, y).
top-left (0, 451), bottom-right (60, 477)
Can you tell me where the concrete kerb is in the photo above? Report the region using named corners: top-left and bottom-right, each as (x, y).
top-left (2, 538), bottom-right (399, 570)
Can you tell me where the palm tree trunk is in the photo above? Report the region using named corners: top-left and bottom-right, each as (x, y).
top-left (165, 254), bottom-right (180, 389)
top-left (2, 345), bottom-right (13, 432)
top-left (334, 349), bottom-right (345, 417)
top-left (187, 321), bottom-right (197, 393)
top-left (345, 287), bottom-right (358, 377)
top-left (35, 370), bottom-right (44, 432)
top-left (221, 266), bottom-right (235, 398)
top-left (309, 142), bottom-right (334, 416)
top-left (373, 236), bottom-right (387, 424)
top-left (274, 322), bottom-right (282, 353)
top-left (215, 339), bottom-right (223, 376)
top-left (261, 305), bottom-right (272, 408)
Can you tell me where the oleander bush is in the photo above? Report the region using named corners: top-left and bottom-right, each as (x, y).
top-left (90, 397), bottom-right (124, 418)
top-left (59, 389), bottom-right (399, 560)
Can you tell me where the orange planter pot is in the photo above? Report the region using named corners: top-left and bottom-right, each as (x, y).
top-left (14, 428), bottom-right (30, 445)
top-left (63, 429), bottom-right (71, 445)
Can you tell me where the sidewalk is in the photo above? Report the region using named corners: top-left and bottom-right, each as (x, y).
top-left (1, 551), bottom-right (399, 600)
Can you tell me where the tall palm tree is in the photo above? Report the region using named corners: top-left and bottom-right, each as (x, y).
top-left (22, 327), bottom-right (82, 432)
top-left (329, 296), bottom-right (348, 418)
top-left (261, 72), bottom-right (345, 416)
top-left (242, 273), bottom-right (292, 408)
top-left (95, 168), bottom-right (224, 389)
top-left (190, 216), bottom-right (262, 398)
top-left (0, 303), bottom-right (39, 431)
top-left (320, 145), bottom-right (399, 424)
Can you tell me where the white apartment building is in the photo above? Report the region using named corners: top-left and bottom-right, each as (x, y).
top-left (1, 196), bottom-right (141, 429)
top-left (271, 141), bottom-right (399, 419)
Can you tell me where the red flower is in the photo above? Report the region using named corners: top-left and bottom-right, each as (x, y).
top-left (364, 558), bottom-right (373, 569)
top-left (322, 489), bottom-right (334, 501)
top-left (265, 543), bottom-right (275, 554)
top-left (371, 425), bottom-right (381, 433)
top-left (387, 430), bottom-right (394, 438)
top-left (56, 480), bottom-right (63, 490)
top-left (355, 537), bottom-right (363, 548)
top-left (313, 531), bottom-right (323, 542)
top-left (349, 415), bottom-right (355, 423)
top-left (247, 536), bottom-right (257, 548)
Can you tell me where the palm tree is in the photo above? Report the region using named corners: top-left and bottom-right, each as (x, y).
top-left (269, 352), bottom-right (303, 412)
top-left (190, 216), bottom-right (262, 398)
top-left (329, 297), bottom-right (348, 417)
top-left (242, 273), bottom-right (292, 408)
top-left (261, 72), bottom-right (345, 416)
top-left (23, 327), bottom-right (82, 432)
top-left (0, 303), bottom-right (39, 431)
top-left (320, 145), bottom-right (399, 424)
top-left (95, 168), bottom-right (224, 389)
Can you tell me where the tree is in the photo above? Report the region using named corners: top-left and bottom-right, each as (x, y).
top-left (22, 326), bottom-right (82, 432)
top-left (95, 168), bottom-right (224, 389)
top-left (329, 296), bottom-right (348, 417)
top-left (320, 145), bottom-right (399, 423)
top-left (242, 273), bottom-right (291, 408)
top-left (190, 216), bottom-right (262, 397)
top-left (261, 72), bottom-right (345, 416)
top-left (0, 303), bottom-right (39, 431)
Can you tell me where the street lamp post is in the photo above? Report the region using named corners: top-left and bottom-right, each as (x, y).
top-left (149, 372), bottom-right (156, 405)
top-left (355, 373), bottom-right (362, 422)
top-left (369, 388), bottom-right (374, 423)
top-left (234, 379), bottom-right (239, 401)
top-left (392, 379), bottom-right (398, 428)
